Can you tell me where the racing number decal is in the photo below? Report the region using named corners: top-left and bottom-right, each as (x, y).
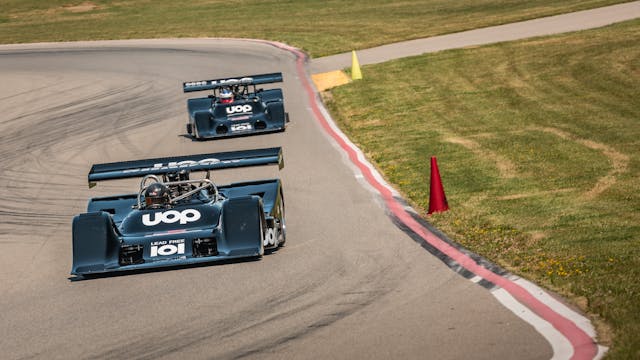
top-left (142, 209), bottom-right (201, 226)
top-left (150, 239), bottom-right (185, 257)
top-left (264, 228), bottom-right (276, 246)
top-left (230, 123), bottom-right (252, 132)
top-left (226, 104), bottom-right (252, 115)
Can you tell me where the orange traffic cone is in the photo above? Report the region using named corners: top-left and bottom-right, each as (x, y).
top-left (428, 156), bottom-right (449, 214)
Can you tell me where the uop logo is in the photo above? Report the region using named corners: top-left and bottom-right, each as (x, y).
top-left (122, 157), bottom-right (238, 174)
top-left (184, 77), bottom-right (253, 88)
top-left (226, 104), bottom-right (252, 115)
top-left (142, 209), bottom-right (201, 226)
top-left (150, 239), bottom-right (185, 257)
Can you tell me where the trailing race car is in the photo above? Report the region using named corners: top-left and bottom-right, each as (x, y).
top-left (183, 72), bottom-right (289, 140)
top-left (71, 147), bottom-right (286, 276)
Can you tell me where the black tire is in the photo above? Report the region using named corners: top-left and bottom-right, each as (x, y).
top-left (192, 123), bottom-right (201, 140)
top-left (259, 211), bottom-right (266, 255)
top-left (277, 192), bottom-right (286, 246)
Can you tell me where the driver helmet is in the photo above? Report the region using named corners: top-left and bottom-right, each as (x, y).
top-left (144, 182), bottom-right (170, 209)
top-left (219, 88), bottom-right (234, 104)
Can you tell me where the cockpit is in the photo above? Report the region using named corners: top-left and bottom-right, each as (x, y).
top-left (137, 170), bottom-right (220, 210)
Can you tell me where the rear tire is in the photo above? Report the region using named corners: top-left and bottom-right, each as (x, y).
top-left (192, 123), bottom-right (201, 140)
top-left (277, 193), bottom-right (286, 246)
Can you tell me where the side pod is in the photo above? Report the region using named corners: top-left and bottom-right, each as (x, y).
top-left (220, 196), bottom-right (265, 257)
top-left (265, 102), bottom-right (286, 124)
top-left (71, 212), bottom-right (120, 275)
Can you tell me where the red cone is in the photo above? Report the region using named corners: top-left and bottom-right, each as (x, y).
top-left (428, 156), bottom-right (449, 214)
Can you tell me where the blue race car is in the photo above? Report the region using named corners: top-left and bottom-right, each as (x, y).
top-left (183, 73), bottom-right (289, 140)
top-left (71, 147), bottom-right (286, 276)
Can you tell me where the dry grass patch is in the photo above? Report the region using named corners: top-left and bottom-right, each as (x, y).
top-left (530, 126), bottom-right (630, 199)
top-left (63, 2), bottom-right (99, 13)
top-left (444, 135), bottom-right (517, 178)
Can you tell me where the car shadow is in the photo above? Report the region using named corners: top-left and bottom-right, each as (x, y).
top-left (68, 256), bottom-right (262, 282)
top-left (177, 128), bottom-right (286, 142)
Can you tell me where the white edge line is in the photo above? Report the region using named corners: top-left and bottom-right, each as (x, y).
top-left (315, 100), bottom-right (401, 197)
top-left (510, 276), bottom-right (609, 359)
top-left (492, 288), bottom-right (574, 360)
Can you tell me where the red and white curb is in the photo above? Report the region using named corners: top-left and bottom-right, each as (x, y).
top-left (263, 39), bottom-right (606, 360)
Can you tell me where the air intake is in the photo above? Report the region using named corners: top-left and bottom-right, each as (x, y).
top-left (119, 244), bottom-right (144, 265)
top-left (193, 237), bottom-right (218, 257)
top-left (216, 125), bottom-right (228, 134)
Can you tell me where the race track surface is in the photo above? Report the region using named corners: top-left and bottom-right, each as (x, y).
top-left (0, 40), bottom-right (552, 359)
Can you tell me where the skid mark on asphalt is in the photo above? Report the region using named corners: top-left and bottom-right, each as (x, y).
top-left (0, 79), bottom-right (178, 235)
top-left (85, 257), bottom-right (405, 360)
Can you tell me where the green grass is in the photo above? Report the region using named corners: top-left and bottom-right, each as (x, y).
top-left (0, 0), bottom-right (631, 56)
top-left (326, 19), bottom-right (640, 358)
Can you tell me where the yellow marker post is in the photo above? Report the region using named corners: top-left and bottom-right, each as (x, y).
top-left (351, 50), bottom-right (362, 80)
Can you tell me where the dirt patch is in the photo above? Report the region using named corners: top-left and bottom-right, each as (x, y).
top-left (445, 135), bottom-right (517, 179)
top-left (63, 2), bottom-right (99, 13)
top-left (530, 126), bottom-right (629, 200)
top-left (311, 70), bottom-right (351, 91)
top-left (496, 188), bottom-right (574, 200)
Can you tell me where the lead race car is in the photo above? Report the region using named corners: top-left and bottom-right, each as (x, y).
top-left (71, 147), bottom-right (286, 276)
top-left (183, 72), bottom-right (289, 140)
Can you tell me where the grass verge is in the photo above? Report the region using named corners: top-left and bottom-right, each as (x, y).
top-left (0, 0), bottom-right (631, 56)
top-left (325, 19), bottom-right (640, 358)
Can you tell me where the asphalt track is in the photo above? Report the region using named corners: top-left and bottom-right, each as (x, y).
top-left (2, 3), bottom-right (638, 359)
top-left (0, 39), bottom-right (553, 360)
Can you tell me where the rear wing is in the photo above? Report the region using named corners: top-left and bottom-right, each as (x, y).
top-left (183, 72), bottom-right (283, 93)
top-left (88, 147), bottom-right (283, 187)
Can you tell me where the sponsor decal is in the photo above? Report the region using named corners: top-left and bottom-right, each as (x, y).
top-left (230, 123), bottom-right (252, 132)
top-left (150, 239), bottom-right (185, 257)
top-left (142, 209), bottom-right (201, 226)
top-left (230, 115), bottom-right (251, 121)
top-left (122, 158), bottom-right (241, 174)
top-left (226, 104), bottom-right (253, 115)
top-left (185, 77), bottom-right (253, 88)
top-left (144, 229), bottom-right (194, 237)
